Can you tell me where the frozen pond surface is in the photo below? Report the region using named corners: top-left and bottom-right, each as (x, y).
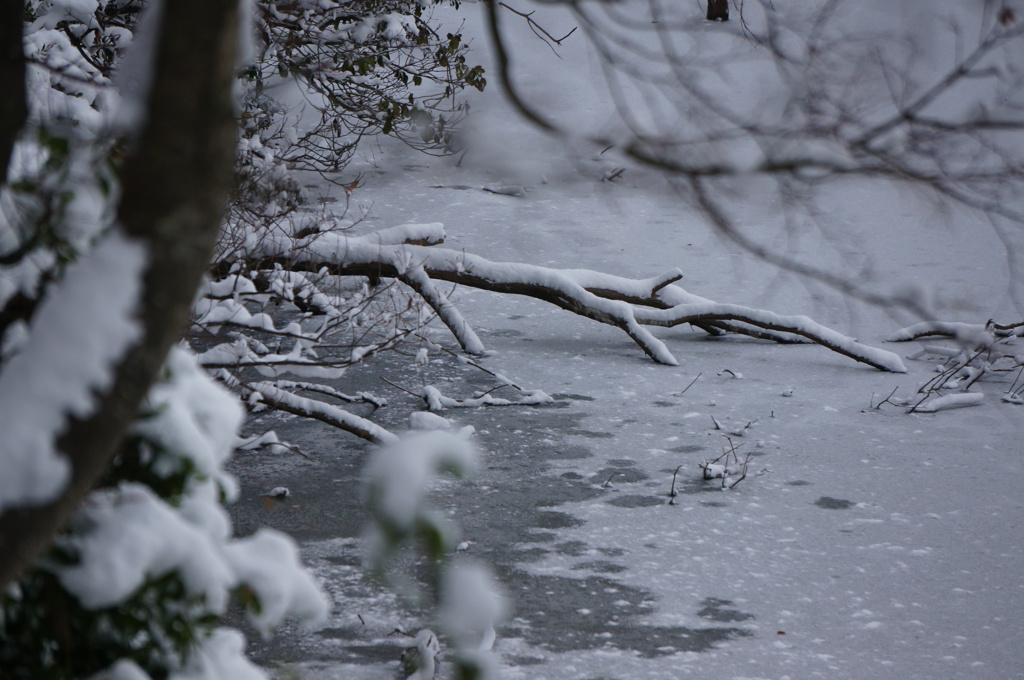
top-left (224, 3), bottom-right (1024, 678)
top-left (228, 318), bottom-right (1023, 680)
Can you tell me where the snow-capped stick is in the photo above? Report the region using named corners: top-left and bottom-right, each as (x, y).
top-left (420, 385), bottom-right (554, 411)
top-left (887, 320), bottom-right (993, 343)
top-left (623, 313), bottom-right (679, 365)
top-left (270, 380), bottom-right (387, 407)
top-left (633, 303), bottom-right (907, 372)
top-left (669, 465), bottom-right (683, 504)
top-left (915, 346), bottom-right (986, 396)
top-left (400, 266), bottom-right (485, 356)
top-left (910, 392), bottom-right (985, 413)
top-left (244, 381), bottom-right (398, 445)
top-left (564, 267), bottom-right (684, 301)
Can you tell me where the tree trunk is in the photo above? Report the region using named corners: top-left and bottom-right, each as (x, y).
top-left (707, 0), bottom-right (729, 21)
top-left (0, 1), bottom-right (239, 589)
top-left (0, 0), bottom-right (27, 186)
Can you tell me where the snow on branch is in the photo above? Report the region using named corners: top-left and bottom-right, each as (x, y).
top-left (220, 224), bottom-right (906, 372)
top-left (886, 318), bottom-right (1024, 410)
top-left (243, 381), bottom-right (398, 445)
top-left (422, 385), bottom-right (553, 411)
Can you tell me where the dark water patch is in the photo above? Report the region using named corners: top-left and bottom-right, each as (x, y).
top-left (573, 560), bottom-right (627, 574)
top-left (567, 429), bottom-right (616, 439)
top-left (251, 637), bottom-right (402, 665)
top-left (556, 540), bottom-right (590, 556)
top-left (653, 400), bottom-right (676, 407)
top-left (323, 554), bottom-right (360, 567)
top-left (503, 654), bottom-right (546, 666)
top-left (607, 458), bottom-right (637, 467)
top-left (535, 510), bottom-right (586, 530)
top-left (697, 598), bottom-right (755, 623)
top-left (815, 496), bottom-right (855, 510)
top-left (514, 547), bottom-right (550, 561)
top-left (554, 393), bottom-right (596, 402)
top-left (499, 571), bottom-right (751, 657)
top-left (787, 480), bottom-right (812, 486)
top-left (669, 444), bottom-right (706, 454)
top-left (700, 500), bottom-right (728, 507)
top-left (230, 350), bottom-right (753, 671)
top-left (521, 530), bottom-right (559, 544)
top-left (548, 445), bottom-right (591, 460)
top-left (486, 328), bottom-right (525, 338)
top-left (668, 476), bottom-right (732, 496)
top-left (595, 467), bottom-right (649, 484)
top-left (606, 495), bottom-right (663, 508)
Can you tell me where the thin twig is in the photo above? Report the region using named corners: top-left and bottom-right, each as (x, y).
top-left (870, 386), bottom-right (900, 410)
top-left (426, 335), bottom-right (525, 391)
top-left (380, 376), bottom-right (421, 399)
top-left (676, 372), bottom-right (702, 396)
top-left (669, 464), bottom-right (683, 504)
top-left (499, 2), bottom-right (578, 56)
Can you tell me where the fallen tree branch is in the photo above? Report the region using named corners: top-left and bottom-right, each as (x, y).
top-left (212, 224), bottom-right (906, 372)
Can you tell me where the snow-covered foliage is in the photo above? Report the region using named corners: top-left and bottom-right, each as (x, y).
top-left (0, 348), bottom-right (328, 679)
top-left (232, 0), bottom-right (484, 220)
top-left (365, 431), bottom-right (507, 679)
top-left (0, 230), bottom-right (145, 513)
top-left (7, 0), bottom-right (491, 454)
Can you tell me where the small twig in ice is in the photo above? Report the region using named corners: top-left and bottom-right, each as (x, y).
top-left (603, 167), bottom-right (626, 182)
top-left (723, 456), bottom-right (751, 489)
top-left (869, 386), bottom-right (900, 410)
top-left (431, 339), bottom-right (525, 391)
top-left (718, 368), bottom-right (742, 379)
top-left (711, 415), bottom-right (754, 436)
top-left (473, 385), bottom-right (507, 399)
top-left (676, 372), bottom-right (702, 396)
top-left (669, 465), bottom-right (683, 505)
top-left (1007, 365), bottom-right (1024, 396)
top-left (723, 435), bottom-right (741, 463)
top-left (602, 473), bottom-right (619, 489)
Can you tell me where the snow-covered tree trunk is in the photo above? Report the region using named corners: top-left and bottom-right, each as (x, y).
top-left (0, 0), bottom-right (240, 589)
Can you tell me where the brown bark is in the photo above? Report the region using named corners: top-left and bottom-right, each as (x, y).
top-left (706, 0), bottom-right (729, 21)
top-left (0, 1), bottom-right (239, 589)
top-left (0, 0), bottom-right (27, 186)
